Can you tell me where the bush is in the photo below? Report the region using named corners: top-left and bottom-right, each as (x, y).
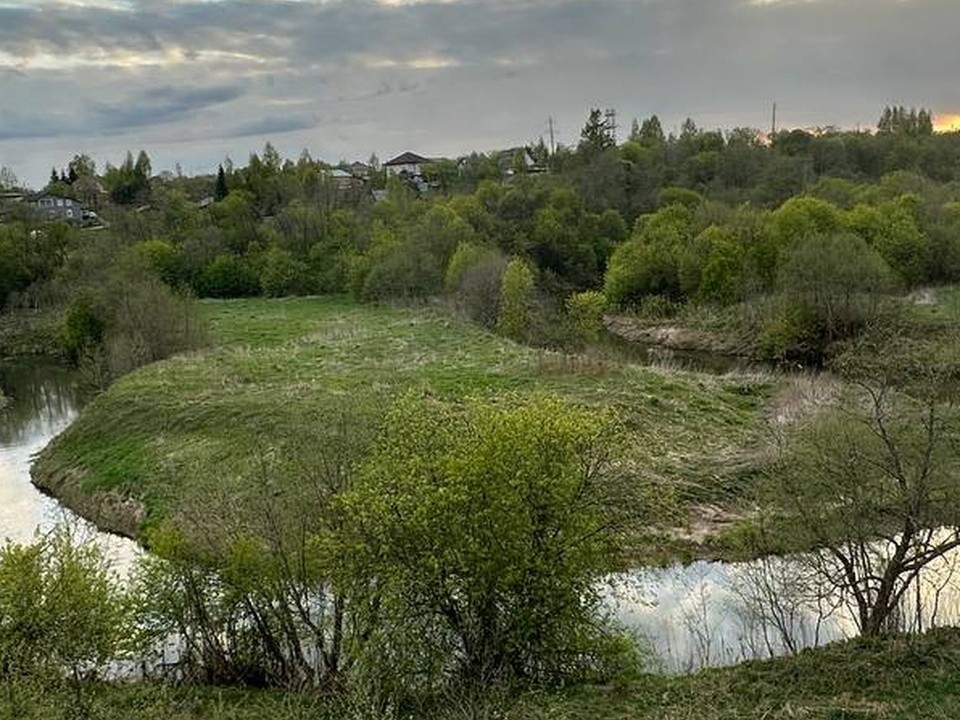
top-left (761, 232), bottom-right (896, 361)
top-left (0, 529), bottom-right (133, 692)
top-left (566, 290), bottom-right (608, 342)
top-left (496, 258), bottom-right (535, 341)
top-left (61, 294), bottom-right (105, 364)
top-left (259, 246), bottom-right (309, 297)
top-left (453, 255), bottom-right (507, 328)
top-left (333, 395), bottom-right (640, 701)
top-left (200, 254), bottom-right (260, 298)
top-left (604, 239), bottom-right (681, 306)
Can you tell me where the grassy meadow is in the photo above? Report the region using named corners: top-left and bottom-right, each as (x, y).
top-left (32, 296), bottom-right (793, 563)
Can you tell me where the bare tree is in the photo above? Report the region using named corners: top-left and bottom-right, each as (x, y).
top-left (767, 346), bottom-right (960, 636)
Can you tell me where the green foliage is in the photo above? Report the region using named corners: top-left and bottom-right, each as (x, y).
top-left (259, 246), bottom-right (309, 297)
top-left (0, 529), bottom-right (133, 684)
top-left (578, 108), bottom-right (615, 157)
top-left (136, 239), bottom-right (183, 287)
top-left (658, 186), bottom-right (703, 209)
top-left (497, 258), bottom-right (535, 340)
top-left (604, 239), bottom-right (680, 306)
top-left (760, 233), bottom-right (895, 360)
top-left (200, 254), bottom-right (260, 298)
top-left (335, 394), bottom-right (638, 695)
top-left (61, 294), bottom-right (105, 364)
top-left (566, 290), bottom-right (608, 342)
top-left (103, 150), bottom-right (152, 205)
top-left (770, 196), bottom-right (842, 246)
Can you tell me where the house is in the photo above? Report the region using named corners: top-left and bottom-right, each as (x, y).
top-left (348, 162), bottom-right (372, 179)
top-left (31, 194), bottom-right (85, 223)
top-left (330, 168), bottom-right (361, 191)
top-left (499, 147), bottom-right (544, 176)
top-left (383, 152), bottom-right (435, 178)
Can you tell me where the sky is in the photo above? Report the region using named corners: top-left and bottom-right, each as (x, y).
top-left (1, 0), bottom-right (959, 187)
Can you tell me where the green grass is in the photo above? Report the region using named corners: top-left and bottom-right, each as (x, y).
top-left (4, 629), bottom-right (960, 719)
top-left (34, 297), bottom-right (782, 560)
top-left (519, 628), bottom-right (960, 720)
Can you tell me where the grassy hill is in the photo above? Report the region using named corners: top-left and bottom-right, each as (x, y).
top-left (32, 297), bottom-right (788, 562)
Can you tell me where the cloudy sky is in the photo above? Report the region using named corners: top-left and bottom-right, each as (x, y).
top-left (0, 0), bottom-right (958, 186)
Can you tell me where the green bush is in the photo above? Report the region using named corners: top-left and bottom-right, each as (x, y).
top-left (566, 290), bottom-right (608, 342)
top-left (259, 246), bottom-right (309, 297)
top-left (496, 258), bottom-right (536, 341)
top-left (333, 395), bottom-right (640, 699)
top-left (604, 239), bottom-right (681, 306)
top-left (61, 294), bottom-right (105, 364)
top-left (200, 254), bottom-right (260, 298)
top-left (0, 530), bottom-right (133, 690)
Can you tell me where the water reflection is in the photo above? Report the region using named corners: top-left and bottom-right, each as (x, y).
top-left (608, 542), bottom-right (960, 673)
top-left (0, 359), bottom-right (139, 570)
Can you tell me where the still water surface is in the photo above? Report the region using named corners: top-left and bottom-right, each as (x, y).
top-left (0, 360), bottom-right (139, 570)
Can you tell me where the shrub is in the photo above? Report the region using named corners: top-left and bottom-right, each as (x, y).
top-left (61, 294), bottom-right (105, 364)
top-left (604, 239), bottom-right (681, 306)
top-left (0, 529), bottom-right (133, 694)
top-left (333, 395), bottom-right (640, 701)
top-left (259, 246), bottom-right (309, 297)
top-left (496, 258), bottom-right (535, 341)
top-left (199, 254), bottom-right (260, 298)
top-left (566, 290), bottom-right (608, 342)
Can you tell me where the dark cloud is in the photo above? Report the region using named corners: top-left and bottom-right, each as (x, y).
top-left (0, 0), bottom-right (959, 184)
top-left (227, 114), bottom-right (318, 139)
top-left (88, 84), bottom-right (246, 131)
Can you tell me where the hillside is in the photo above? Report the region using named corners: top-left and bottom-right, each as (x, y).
top-left (32, 297), bottom-right (785, 562)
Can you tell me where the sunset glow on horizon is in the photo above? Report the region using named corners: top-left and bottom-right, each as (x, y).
top-left (934, 113), bottom-right (960, 132)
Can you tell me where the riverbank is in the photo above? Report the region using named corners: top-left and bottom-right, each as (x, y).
top-left (3, 627), bottom-right (958, 719)
top-left (605, 286), bottom-right (960, 370)
top-left (31, 297), bottom-right (792, 565)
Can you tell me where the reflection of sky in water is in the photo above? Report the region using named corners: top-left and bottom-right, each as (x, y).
top-left (0, 361), bottom-right (139, 573)
top-left (606, 544), bottom-right (960, 673)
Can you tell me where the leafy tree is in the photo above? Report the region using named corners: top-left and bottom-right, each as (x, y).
top-left (67, 153), bottom-right (96, 180)
top-left (496, 257), bottom-right (535, 340)
top-left (259, 246), bottom-right (308, 297)
top-left (566, 290), bottom-right (608, 342)
top-left (762, 232), bottom-right (895, 359)
top-left (333, 395), bottom-right (638, 695)
top-left (200, 254), bottom-right (260, 298)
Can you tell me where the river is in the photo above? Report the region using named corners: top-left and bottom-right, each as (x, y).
top-left (4, 359), bottom-right (960, 675)
top-left (0, 359), bottom-right (139, 571)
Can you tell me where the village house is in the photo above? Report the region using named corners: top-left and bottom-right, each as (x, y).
top-left (31, 194), bottom-right (85, 222)
top-left (348, 161), bottom-right (372, 179)
top-left (330, 168), bottom-right (360, 191)
top-left (383, 152), bottom-right (434, 178)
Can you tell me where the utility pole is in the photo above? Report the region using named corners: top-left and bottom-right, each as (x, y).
top-left (547, 117), bottom-right (556, 155)
top-left (771, 102), bottom-right (777, 136)
top-left (604, 108), bottom-right (618, 145)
